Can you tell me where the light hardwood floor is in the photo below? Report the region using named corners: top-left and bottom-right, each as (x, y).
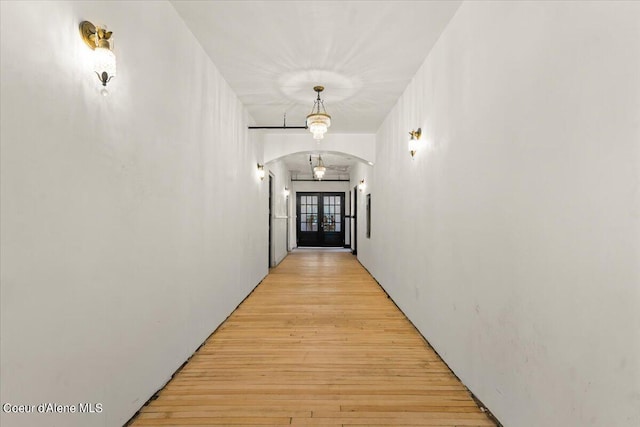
top-left (129, 250), bottom-right (495, 427)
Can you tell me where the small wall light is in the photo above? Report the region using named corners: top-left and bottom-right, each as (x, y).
top-left (408, 128), bottom-right (422, 158)
top-left (358, 179), bottom-right (366, 193)
top-left (257, 163), bottom-right (265, 180)
top-left (80, 21), bottom-right (116, 89)
top-left (283, 187), bottom-right (290, 197)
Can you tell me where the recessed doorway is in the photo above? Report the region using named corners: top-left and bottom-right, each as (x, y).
top-left (296, 192), bottom-right (345, 247)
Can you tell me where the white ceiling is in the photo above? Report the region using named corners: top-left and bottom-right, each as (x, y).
top-left (171, 0), bottom-right (461, 133)
top-left (170, 0), bottom-right (461, 177)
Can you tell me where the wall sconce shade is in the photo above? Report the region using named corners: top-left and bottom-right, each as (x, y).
top-left (306, 86), bottom-right (331, 140)
top-left (80, 21), bottom-right (116, 87)
top-left (408, 128), bottom-right (422, 158)
top-left (93, 47), bottom-right (116, 86)
top-left (257, 163), bottom-right (265, 180)
top-left (283, 187), bottom-right (290, 197)
top-left (358, 179), bottom-right (366, 192)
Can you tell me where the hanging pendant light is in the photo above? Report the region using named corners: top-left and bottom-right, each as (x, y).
top-left (306, 86), bottom-right (331, 140)
top-left (314, 155), bottom-right (326, 180)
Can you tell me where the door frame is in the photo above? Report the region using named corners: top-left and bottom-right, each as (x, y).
top-left (352, 185), bottom-right (358, 255)
top-left (268, 173), bottom-right (274, 267)
top-left (296, 192), bottom-right (346, 247)
top-left (286, 189), bottom-right (291, 252)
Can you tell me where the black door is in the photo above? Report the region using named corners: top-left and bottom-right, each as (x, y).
top-left (352, 186), bottom-right (357, 255)
top-left (297, 192), bottom-right (345, 247)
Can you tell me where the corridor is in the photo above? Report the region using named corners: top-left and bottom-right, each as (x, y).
top-left (129, 251), bottom-right (495, 426)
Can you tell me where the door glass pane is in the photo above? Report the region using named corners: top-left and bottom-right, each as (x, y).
top-left (301, 205), bottom-right (307, 213)
top-left (301, 222), bottom-right (307, 231)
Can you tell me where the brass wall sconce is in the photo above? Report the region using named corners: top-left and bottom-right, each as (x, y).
top-left (257, 163), bottom-right (265, 180)
top-left (358, 179), bottom-right (366, 192)
top-left (79, 20), bottom-right (116, 88)
top-left (283, 187), bottom-right (290, 197)
top-left (408, 128), bottom-right (422, 158)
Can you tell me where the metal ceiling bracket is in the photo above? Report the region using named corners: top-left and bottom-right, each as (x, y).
top-left (248, 112), bottom-right (308, 130)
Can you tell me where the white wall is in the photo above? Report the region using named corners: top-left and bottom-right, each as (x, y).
top-left (292, 181), bottom-right (351, 194)
top-left (362, 2), bottom-right (640, 426)
top-left (263, 133), bottom-right (376, 164)
top-left (266, 159), bottom-right (292, 266)
top-left (349, 162), bottom-right (373, 254)
top-left (0, 2), bottom-right (266, 426)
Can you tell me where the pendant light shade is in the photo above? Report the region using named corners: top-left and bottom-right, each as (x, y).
top-left (314, 155), bottom-right (326, 180)
top-left (306, 86), bottom-right (331, 140)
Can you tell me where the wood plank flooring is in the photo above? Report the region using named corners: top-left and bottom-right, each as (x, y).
top-left (129, 250), bottom-right (495, 427)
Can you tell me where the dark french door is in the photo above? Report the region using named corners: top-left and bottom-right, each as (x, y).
top-left (296, 192), bottom-right (345, 247)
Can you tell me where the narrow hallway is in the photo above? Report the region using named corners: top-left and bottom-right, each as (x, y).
top-left (129, 251), bottom-right (495, 426)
